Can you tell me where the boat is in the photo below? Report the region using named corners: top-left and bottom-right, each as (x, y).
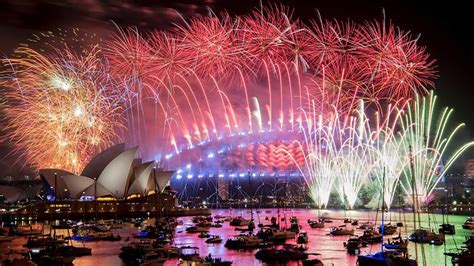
top-left (179, 246), bottom-right (201, 260)
top-left (462, 217), bottom-right (474, 230)
top-left (210, 223), bottom-right (223, 228)
top-left (444, 235), bottom-right (474, 265)
top-left (10, 226), bottom-right (42, 236)
top-left (320, 217), bottom-right (333, 223)
top-left (360, 229), bottom-right (383, 244)
top-left (120, 240), bottom-right (154, 264)
top-left (195, 221), bottom-right (211, 227)
top-left (383, 235), bottom-right (408, 250)
top-left (134, 225), bottom-right (160, 239)
top-left (225, 234), bottom-right (267, 249)
top-left (24, 236), bottom-right (67, 248)
top-left (185, 226), bottom-right (209, 233)
top-left (56, 245), bottom-right (92, 257)
top-left (203, 254), bottom-right (232, 266)
top-left (378, 223), bottom-right (397, 235)
top-left (28, 242), bottom-right (91, 265)
top-left (229, 217), bottom-right (249, 226)
top-left (178, 253), bottom-right (232, 266)
top-left (297, 231), bottom-right (309, 244)
top-left (29, 249), bottom-right (75, 266)
top-left (463, 235), bottom-right (474, 250)
top-left (51, 220), bottom-right (73, 229)
top-left (439, 223), bottom-right (456, 235)
top-left (198, 232), bottom-right (210, 238)
top-left (307, 219), bottom-right (325, 228)
top-left (255, 248), bottom-right (308, 263)
top-left (408, 228), bottom-right (445, 244)
top-left (235, 220), bottom-right (256, 232)
top-left (357, 250), bottom-right (417, 266)
top-left (448, 249), bottom-right (474, 266)
top-left (257, 227), bottom-right (296, 242)
top-left (205, 235), bottom-right (223, 244)
top-left (344, 236), bottom-right (363, 254)
top-left (140, 251), bottom-right (167, 266)
top-left (358, 222), bottom-right (374, 230)
top-left (329, 226), bottom-right (354, 236)
top-left (73, 231), bottom-right (121, 241)
top-left (192, 216), bottom-right (212, 223)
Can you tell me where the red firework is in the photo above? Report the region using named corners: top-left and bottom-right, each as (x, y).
top-left (104, 27), bottom-right (153, 80)
top-left (176, 13), bottom-right (246, 81)
top-left (147, 31), bottom-right (190, 84)
top-left (239, 5), bottom-right (298, 71)
top-left (308, 19), bottom-right (364, 71)
top-left (357, 20), bottom-right (437, 101)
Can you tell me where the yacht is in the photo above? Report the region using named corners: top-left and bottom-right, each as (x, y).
top-left (225, 234), bottom-right (267, 249)
top-left (439, 223), bottom-right (456, 235)
top-left (205, 235), bottom-right (223, 244)
top-left (140, 251), bottom-right (167, 266)
top-left (308, 219), bottom-right (325, 228)
top-left (408, 228), bottom-right (444, 245)
top-left (358, 250), bottom-right (417, 266)
top-left (360, 229), bottom-right (383, 244)
top-left (462, 217), bottom-right (474, 230)
top-left (229, 217), bottom-right (249, 226)
top-left (344, 236), bottom-right (363, 254)
top-left (257, 227), bottom-right (297, 242)
top-left (378, 223), bottom-right (397, 235)
top-left (329, 226), bottom-right (354, 236)
top-left (297, 231), bottom-right (309, 244)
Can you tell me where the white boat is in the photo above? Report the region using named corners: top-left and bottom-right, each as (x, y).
top-left (225, 234), bottom-right (266, 249)
top-left (462, 217), bottom-right (474, 230)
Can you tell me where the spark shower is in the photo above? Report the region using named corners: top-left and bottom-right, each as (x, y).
top-left (1, 5), bottom-right (472, 209)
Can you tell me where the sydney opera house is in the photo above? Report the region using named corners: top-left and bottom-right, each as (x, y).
top-left (1, 144), bottom-right (210, 221)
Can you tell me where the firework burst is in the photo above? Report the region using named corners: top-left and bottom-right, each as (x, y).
top-left (1, 40), bottom-right (123, 173)
top-left (398, 91), bottom-right (474, 206)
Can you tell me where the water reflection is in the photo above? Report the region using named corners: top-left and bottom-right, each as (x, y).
top-left (1, 209), bottom-right (470, 265)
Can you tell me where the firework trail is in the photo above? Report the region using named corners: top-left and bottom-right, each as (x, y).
top-left (398, 91), bottom-right (474, 206)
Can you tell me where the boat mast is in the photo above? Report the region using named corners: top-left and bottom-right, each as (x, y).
top-left (54, 172), bottom-right (57, 238)
top-left (409, 145), bottom-right (419, 263)
top-left (381, 167), bottom-right (385, 251)
top-left (248, 170), bottom-right (253, 222)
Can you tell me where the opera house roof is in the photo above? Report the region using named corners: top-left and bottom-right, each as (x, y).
top-left (39, 144), bottom-right (175, 200)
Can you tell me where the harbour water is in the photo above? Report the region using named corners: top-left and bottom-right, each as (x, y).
top-left (1, 209), bottom-right (471, 265)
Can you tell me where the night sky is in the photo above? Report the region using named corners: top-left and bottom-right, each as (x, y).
top-left (1, 0), bottom-right (473, 176)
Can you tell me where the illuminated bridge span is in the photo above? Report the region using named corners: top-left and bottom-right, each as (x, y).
top-left (161, 130), bottom-right (309, 205)
top-left (161, 130), bottom-right (306, 180)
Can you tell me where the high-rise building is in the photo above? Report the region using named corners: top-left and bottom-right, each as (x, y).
top-left (465, 159), bottom-right (474, 178)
